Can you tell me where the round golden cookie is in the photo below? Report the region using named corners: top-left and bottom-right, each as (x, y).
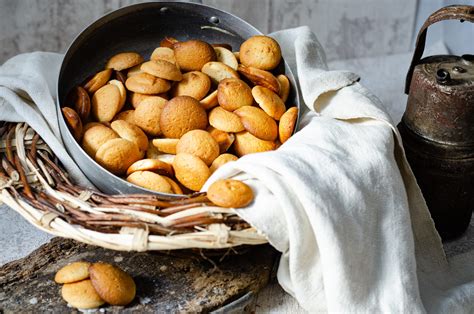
top-left (163, 176), bottom-right (184, 194)
top-left (200, 90), bottom-right (219, 110)
top-left (277, 74), bottom-right (290, 103)
top-left (170, 71), bottom-right (211, 100)
top-left (201, 61), bottom-right (239, 84)
top-left (126, 171), bottom-right (173, 193)
top-left (61, 279), bottom-right (105, 309)
top-left (240, 35), bottom-right (282, 70)
top-left (95, 138), bottom-right (141, 175)
top-left (233, 131), bottom-right (276, 157)
top-left (108, 80), bottom-right (127, 110)
top-left (83, 69), bottom-right (112, 94)
top-left (208, 107), bottom-right (244, 133)
top-left (159, 96), bottom-right (208, 139)
top-left (252, 86), bottom-right (286, 120)
top-left (113, 110), bottom-right (136, 125)
top-left (127, 64), bottom-right (143, 77)
top-left (140, 60), bottom-right (182, 81)
top-left (152, 138), bottom-right (179, 154)
top-left (207, 126), bottom-right (235, 153)
top-left (279, 107), bottom-right (298, 143)
top-left (55, 261), bottom-right (91, 284)
top-left (150, 47), bottom-right (177, 65)
top-left (81, 124), bottom-right (119, 157)
top-left (213, 47), bottom-right (238, 70)
top-left (111, 120), bottom-right (148, 152)
top-left (207, 179), bottom-right (254, 208)
top-left (237, 65), bottom-right (280, 94)
top-left (106, 52), bottom-right (144, 71)
top-left (173, 153), bottom-right (211, 191)
top-left (125, 72), bottom-right (171, 94)
top-left (234, 106), bottom-right (278, 141)
top-left (217, 78), bottom-right (253, 111)
top-left (126, 158), bottom-right (174, 177)
top-left (134, 97), bottom-right (167, 136)
top-left (91, 84), bottom-right (122, 122)
top-left (176, 130), bottom-right (220, 166)
top-left (83, 122), bottom-right (106, 132)
top-left (210, 153), bottom-right (238, 173)
top-left (173, 40), bottom-right (217, 72)
top-left (89, 262), bottom-right (136, 306)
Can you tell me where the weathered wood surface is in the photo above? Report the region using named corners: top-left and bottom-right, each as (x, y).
top-left (0, 237), bottom-right (278, 313)
top-left (0, 0), bottom-right (416, 63)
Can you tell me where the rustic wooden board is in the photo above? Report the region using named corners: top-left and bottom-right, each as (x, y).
top-left (0, 237), bottom-right (278, 313)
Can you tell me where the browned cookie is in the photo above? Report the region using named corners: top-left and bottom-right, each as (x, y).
top-left (111, 120), bottom-right (148, 152)
top-left (210, 153), bottom-right (238, 173)
top-left (240, 35), bottom-right (281, 70)
top-left (160, 96), bottom-right (208, 138)
top-left (126, 158), bottom-right (174, 177)
top-left (141, 59), bottom-right (182, 81)
top-left (61, 279), bottom-right (105, 309)
top-left (81, 124), bottom-right (119, 157)
top-left (207, 126), bottom-right (235, 153)
top-left (55, 261), bottom-right (91, 284)
top-left (200, 90), bottom-right (219, 110)
top-left (106, 52), bottom-right (144, 71)
top-left (66, 86), bottom-right (90, 121)
top-left (108, 79), bottom-right (127, 110)
top-left (89, 262), bottom-right (136, 306)
top-left (113, 110), bottom-right (136, 125)
top-left (173, 153), bottom-right (211, 191)
top-left (150, 47), bottom-right (178, 65)
top-left (83, 69), bottom-right (112, 94)
top-left (125, 72), bottom-right (171, 94)
top-left (91, 84), bottom-right (122, 122)
top-left (208, 106), bottom-right (244, 133)
top-left (213, 46), bottom-right (238, 70)
top-left (176, 130), bottom-right (220, 165)
top-left (234, 106), bottom-right (278, 141)
top-left (233, 131), bottom-right (276, 157)
top-left (134, 97), bottom-right (167, 136)
top-left (126, 171), bottom-right (173, 193)
top-left (95, 138), bottom-right (141, 175)
top-left (170, 71), bottom-right (211, 100)
top-left (163, 176), bottom-right (184, 194)
top-left (279, 107), bottom-right (298, 143)
top-left (217, 78), bottom-right (253, 111)
top-left (252, 86), bottom-right (286, 120)
top-left (201, 61), bottom-right (239, 84)
top-left (152, 138), bottom-right (179, 154)
top-left (62, 107), bottom-right (83, 141)
top-left (173, 40), bottom-right (216, 72)
top-left (237, 65), bottom-right (280, 94)
top-left (277, 74), bottom-right (290, 103)
top-left (207, 179), bottom-right (254, 208)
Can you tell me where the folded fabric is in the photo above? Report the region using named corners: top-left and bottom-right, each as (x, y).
top-left (0, 25), bottom-right (472, 313)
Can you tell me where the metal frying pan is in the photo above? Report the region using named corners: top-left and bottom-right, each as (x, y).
top-left (57, 1), bottom-right (301, 196)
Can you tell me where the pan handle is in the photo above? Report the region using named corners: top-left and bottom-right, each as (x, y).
top-left (405, 5), bottom-right (474, 94)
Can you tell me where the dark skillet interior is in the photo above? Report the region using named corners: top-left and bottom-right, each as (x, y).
top-left (57, 2), bottom-right (301, 195)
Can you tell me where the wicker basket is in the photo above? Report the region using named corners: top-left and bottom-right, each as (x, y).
top-left (0, 122), bottom-right (267, 251)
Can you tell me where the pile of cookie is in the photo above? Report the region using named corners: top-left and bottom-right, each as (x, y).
top-left (54, 261), bottom-right (136, 309)
top-left (62, 35), bottom-right (298, 194)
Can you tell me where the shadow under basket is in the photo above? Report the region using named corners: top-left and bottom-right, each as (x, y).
top-left (0, 122), bottom-right (267, 252)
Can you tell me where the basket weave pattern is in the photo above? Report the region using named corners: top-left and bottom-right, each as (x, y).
top-left (0, 122), bottom-right (267, 251)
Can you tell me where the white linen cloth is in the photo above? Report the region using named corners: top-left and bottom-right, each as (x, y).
top-left (0, 26), bottom-right (472, 312)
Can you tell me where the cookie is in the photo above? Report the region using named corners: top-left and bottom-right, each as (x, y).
top-left (279, 107), bottom-right (298, 143)
top-left (111, 120), bottom-right (148, 152)
top-left (83, 69), bottom-right (112, 94)
top-left (140, 59), bottom-right (182, 81)
top-left (125, 72), bottom-right (171, 94)
top-left (61, 279), bottom-right (105, 309)
top-left (155, 154), bottom-right (175, 164)
top-left (106, 52), bottom-right (144, 71)
top-left (176, 130), bottom-right (220, 165)
top-left (207, 126), bottom-right (235, 153)
top-left (152, 138), bottom-right (179, 154)
top-left (89, 262), bottom-right (136, 306)
top-left (127, 64), bottom-right (143, 77)
top-left (95, 138), bottom-right (141, 175)
top-left (233, 131), bottom-right (276, 157)
top-left (240, 35), bottom-right (281, 70)
top-left (113, 110), bottom-right (136, 125)
top-left (252, 86), bottom-right (286, 120)
top-left (150, 47), bottom-right (178, 65)
top-left (134, 97), bottom-right (167, 136)
top-left (207, 179), bottom-right (254, 208)
top-left (173, 153), bottom-right (211, 191)
top-left (277, 74), bottom-right (290, 103)
top-left (200, 90), bottom-right (219, 110)
top-left (55, 261), bottom-right (91, 284)
top-left (108, 80), bottom-right (127, 110)
top-left (129, 92), bottom-right (152, 108)
top-left (126, 158), bottom-right (174, 177)
top-left (81, 124), bottom-right (119, 157)
top-left (91, 84), bottom-right (122, 122)
top-left (160, 96), bottom-right (208, 138)
top-left (201, 62), bottom-right (239, 85)
top-left (217, 78), bottom-right (253, 111)
top-left (173, 40), bottom-right (217, 72)
top-left (237, 65), bottom-right (280, 94)
top-left (146, 140), bottom-right (161, 159)
top-left (213, 47), bottom-right (238, 70)
top-left (62, 107), bottom-right (83, 141)
top-left (127, 171), bottom-right (173, 193)
top-left (234, 106), bottom-right (278, 141)
top-left (66, 86), bottom-right (91, 121)
top-left (163, 176), bottom-right (184, 194)
top-left (170, 71), bottom-right (211, 100)
top-left (208, 107), bottom-right (244, 133)
top-left (210, 153), bottom-right (238, 173)
top-left (160, 36), bottom-right (179, 48)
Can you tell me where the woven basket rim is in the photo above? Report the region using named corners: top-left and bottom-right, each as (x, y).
top-left (0, 122), bottom-right (267, 251)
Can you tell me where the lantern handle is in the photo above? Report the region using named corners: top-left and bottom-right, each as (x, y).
top-left (405, 5), bottom-right (474, 94)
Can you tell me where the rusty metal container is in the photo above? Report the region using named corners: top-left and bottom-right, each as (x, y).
top-left (398, 5), bottom-right (474, 240)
